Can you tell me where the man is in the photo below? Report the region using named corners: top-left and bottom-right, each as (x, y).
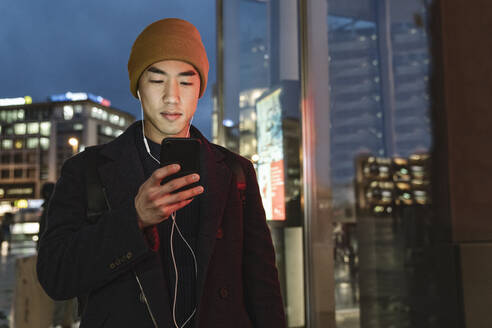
top-left (37, 18), bottom-right (286, 328)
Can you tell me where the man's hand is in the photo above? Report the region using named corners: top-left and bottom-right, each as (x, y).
top-left (134, 164), bottom-right (204, 229)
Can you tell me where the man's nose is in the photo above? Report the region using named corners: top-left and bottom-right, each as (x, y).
top-left (164, 79), bottom-right (179, 104)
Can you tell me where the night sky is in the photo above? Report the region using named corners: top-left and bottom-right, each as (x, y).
top-left (0, 0), bottom-right (216, 138)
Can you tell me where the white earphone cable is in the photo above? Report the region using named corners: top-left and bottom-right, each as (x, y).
top-left (138, 90), bottom-right (197, 328)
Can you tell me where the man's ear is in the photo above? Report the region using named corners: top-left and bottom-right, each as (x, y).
top-left (137, 90), bottom-right (141, 100)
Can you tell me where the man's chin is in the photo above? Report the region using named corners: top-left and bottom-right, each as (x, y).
top-left (157, 127), bottom-right (188, 139)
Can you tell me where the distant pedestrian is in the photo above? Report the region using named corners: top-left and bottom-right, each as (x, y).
top-left (0, 212), bottom-right (13, 251)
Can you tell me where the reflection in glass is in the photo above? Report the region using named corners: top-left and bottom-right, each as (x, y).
top-left (327, 0), bottom-right (434, 327)
top-left (220, 0), bottom-right (304, 326)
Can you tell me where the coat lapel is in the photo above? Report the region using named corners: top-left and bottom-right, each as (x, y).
top-left (97, 122), bottom-right (145, 209)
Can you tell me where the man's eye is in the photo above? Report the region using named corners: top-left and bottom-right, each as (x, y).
top-left (180, 82), bottom-right (193, 86)
top-left (149, 80), bottom-right (163, 83)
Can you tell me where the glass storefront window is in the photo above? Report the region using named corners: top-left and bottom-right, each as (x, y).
top-left (27, 122), bottom-right (39, 134)
top-left (325, 0), bottom-right (434, 327)
top-left (40, 122), bottom-right (51, 136)
top-left (219, 1), bottom-right (304, 326)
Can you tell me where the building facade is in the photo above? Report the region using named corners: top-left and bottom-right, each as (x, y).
top-left (0, 93), bottom-right (134, 210)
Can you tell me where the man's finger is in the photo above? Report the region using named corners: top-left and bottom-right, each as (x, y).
top-left (168, 186), bottom-right (204, 204)
top-left (150, 164), bottom-right (180, 186)
top-left (163, 199), bottom-right (194, 218)
top-left (154, 184), bottom-right (204, 208)
top-left (160, 173), bottom-right (200, 195)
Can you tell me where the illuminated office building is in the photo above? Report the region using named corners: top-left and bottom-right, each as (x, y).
top-left (0, 93), bottom-right (134, 208)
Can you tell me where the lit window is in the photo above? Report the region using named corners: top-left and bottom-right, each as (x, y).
top-left (114, 129), bottom-right (123, 137)
top-left (27, 138), bottom-right (39, 149)
top-left (27, 122), bottom-right (39, 134)
top-left (63, 105), bottom-right (74, 120)
top-left (74, 105), bottom-right (83, 113)
top-left (2, 139), bottom-right (13, 149)
top-left (73, 123), bottom-right (83, 130)
top-left (91, 107), bottom-right (102, 119)
top-left (101, 110), bottom-right (108, 121)
top-left (40, 122), bottom-right (51, 136)
top-left (14, 123), bottom-right (26, 135)
top-left (14, 139), bottom-right (24, 149)
top-left (119, 117), bottom-right (126, 126)
top-left (110, 114), bottom-right (120, 125)
top-left (103, 126), bottom-right (113, 136)
top-left (6, 111), bottom-right (14, 123)
top-left (18, 109), bottom-right (25, 120)
top-left (0, 111), bottom-right (6, 121)
top-left (40, 138), bottom-right (50, 150)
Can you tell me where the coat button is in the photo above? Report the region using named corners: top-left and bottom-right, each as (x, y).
top-left (127, 251), bottom-right (133, 260)
top-left (139, 292), bottom-right (145, 303)
top-left (109, 263), bottom-right (115, 269)
top-left (219, 287), bottom-right (229, 299)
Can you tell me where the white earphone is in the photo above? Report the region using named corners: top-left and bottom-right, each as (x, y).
top-left (137, 89), bottom-right (197, 328)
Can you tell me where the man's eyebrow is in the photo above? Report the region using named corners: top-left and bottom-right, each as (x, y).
top-left (146, 67), bottom-right (197, 77)
top-left (147, 66), bottom-right (165, 75)
top-left (178, 70), bottom-right (197, 77)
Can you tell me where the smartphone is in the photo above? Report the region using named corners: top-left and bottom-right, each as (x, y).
top-left (159, 138), bottom-right (201, 193)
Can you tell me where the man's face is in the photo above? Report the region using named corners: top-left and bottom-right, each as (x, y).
top-left (138, 60), bottom-right (200, 142)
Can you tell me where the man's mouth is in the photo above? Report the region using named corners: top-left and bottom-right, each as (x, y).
top-left (161, 112), bottom-right (182, 121)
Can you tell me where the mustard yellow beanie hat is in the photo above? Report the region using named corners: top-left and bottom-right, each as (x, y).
top-left (128, 18), bottom-right (209, 98)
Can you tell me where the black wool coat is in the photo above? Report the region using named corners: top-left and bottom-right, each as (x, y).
top-left (37, 122), bottom-right (286, 328)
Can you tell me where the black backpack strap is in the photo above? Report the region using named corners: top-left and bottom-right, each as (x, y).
top-left (84, 147), bottom-right (110, 222)
top-left (79, 146), bottom-right (110, 316)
